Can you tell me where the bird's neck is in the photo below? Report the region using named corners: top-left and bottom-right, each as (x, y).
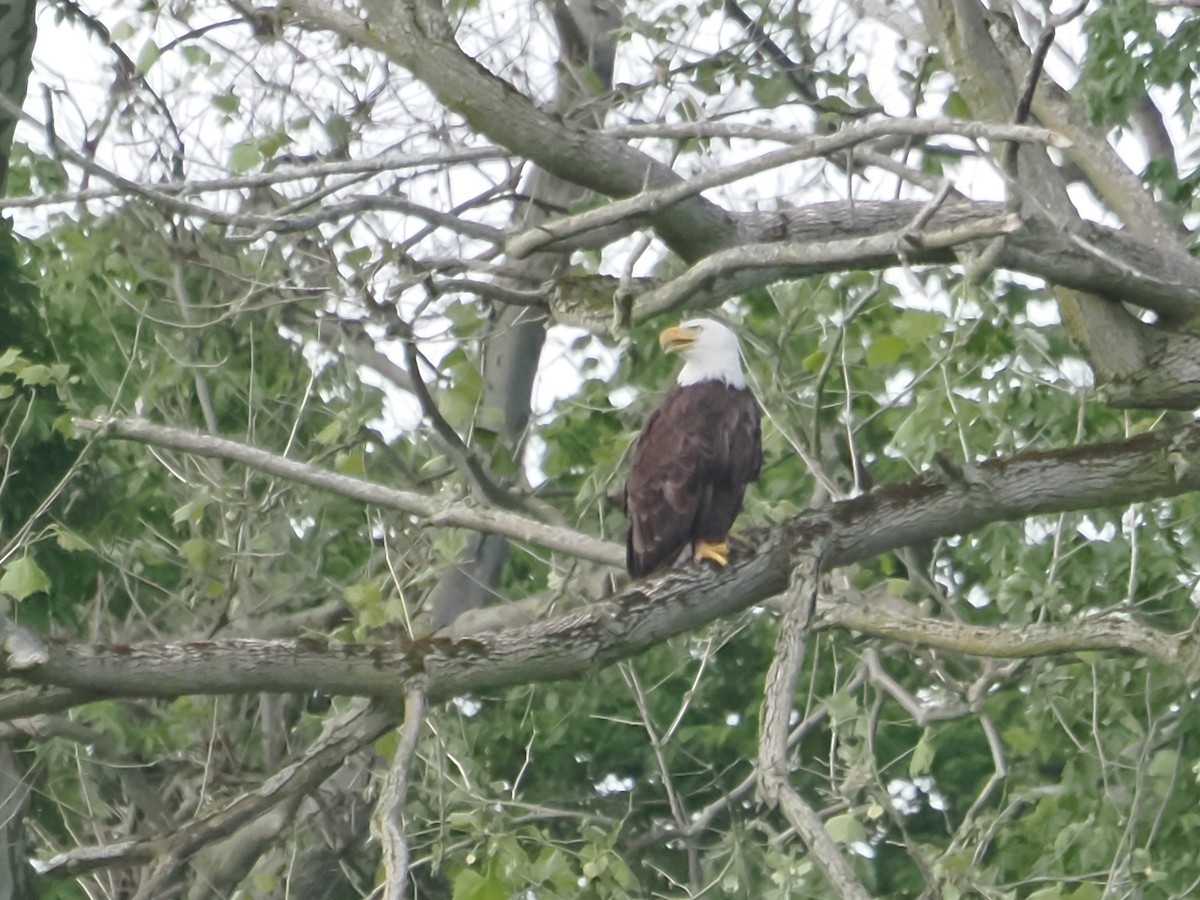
top-left (677, 357), bottom-right (746, 390)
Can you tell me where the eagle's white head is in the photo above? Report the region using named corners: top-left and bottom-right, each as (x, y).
top-left (659, 318), bottom-right (747, 390)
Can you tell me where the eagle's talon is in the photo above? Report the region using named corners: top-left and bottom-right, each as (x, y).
top-left (694, 539), bottom-right (729, 567)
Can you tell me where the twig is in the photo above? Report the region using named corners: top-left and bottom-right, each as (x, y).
top-left (372, 689), bottom-right (427, 900)
top-left (863, 647), bottom-right (969, 725)
top-left (0, 146), bottom-right (511, 211)
top-left (402, 332), bottom-right (507, 506)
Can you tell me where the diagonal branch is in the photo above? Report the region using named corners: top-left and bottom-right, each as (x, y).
top-left (73, 416), bottom-right (623, 567)
top-left (37, 701), bottom-right (398, 878)
top-left (756, 549), bottom-right (871, 899)
top-left (372, 688), bottom-right (427, 900)
top-left (630, 212), bottom-right (1019, 321)
top-left (10, 421), bottom-right (1200, 711)
top-left (505, 119), bottom-right (1060, 259)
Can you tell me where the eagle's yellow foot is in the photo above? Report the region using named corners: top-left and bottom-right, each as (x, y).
top-left (693, 539), bottom-right (729, 567)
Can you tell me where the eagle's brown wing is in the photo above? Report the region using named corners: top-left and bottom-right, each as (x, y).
top-left (623, 383), bottom-right (760, 577)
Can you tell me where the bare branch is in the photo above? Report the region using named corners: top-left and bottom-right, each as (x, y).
top-left (372, 689), bottom-right (427, 900)
top-left (630, 213), bottom-right (1020, 322)
top-left (506, 118), bottom-right (1060, 259)
top-left (74, 416), bottom-right (624, 568)
top-left (820, 591), bottom-right (1191, 670)
top-left (757, 551), bottom-right (870, 899)
top-left (0, 146), bottom-right (512, 211)
top-left (36, 702), bottom-right (398, 878)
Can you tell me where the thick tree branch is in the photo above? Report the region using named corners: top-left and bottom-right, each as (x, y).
top-left (506, 118), bottom-right (1062, 259)
top-left (548, 200), bottom-right (1200, 333)
top-left (11, 422), bottom-right (1200, 710)
top-left (630, 212), bottom-right (1019, 322)
top-left (819, 590), bottom-right (1192, 671)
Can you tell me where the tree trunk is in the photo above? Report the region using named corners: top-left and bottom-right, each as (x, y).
top-left (428, 0), bottom-right (623, 628)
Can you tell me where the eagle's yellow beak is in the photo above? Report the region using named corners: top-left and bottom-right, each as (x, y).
top-left (659, 325), bottom-right (698, 353)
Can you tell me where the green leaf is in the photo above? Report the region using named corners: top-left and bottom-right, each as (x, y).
top-left (181, 45), bottom-right (211, 67)
top-left (172, 499), bottom-right (208, 526)
top-left (801, 349), bottom-right (826, 372)
top-left (229, 141), bottom-right (263, 174)
top-left (910, 729), bottom-right (936, 777)
top-left (824, 813), bottom-right (868, 844)
top-left (212, 93), bottom-right (240, 114)
top-left (335, 449), bottom-right (365, 474)
top-left (343, 581), bottom-right (382, 610)
top-left (16, 364), bottom-right (51, 385)
top-left (894, 310), bottom-right (944, 344)
top-left (315, 419), bottom-right (343, 445)
top-left (182, 537), bottom-right (211, 570)
top-left (0, 557), bottom-right (51, 601)
top-left (866, 334), bottom-right (907, 366)
top-left (451, 869), bottom-right (506, 900)
top-left (136, 40), bottom-right (162, 75)
top-left (52, 525), bottom-right (92, 552)
top-left (0, 348), bottom-right (23, 372)
top-left (52, 413), bottom-right (76, 439)
top-left (257, 131), bottom-right (292, 158)
top-left (1147, 747), bottom-right (1178, 780)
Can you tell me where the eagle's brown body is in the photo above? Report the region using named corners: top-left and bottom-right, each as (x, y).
top-left (623, 380), bottom-right (762, 577)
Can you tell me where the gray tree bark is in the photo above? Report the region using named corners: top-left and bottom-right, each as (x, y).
top-left (0, 0), bottom-right (35, 196)
top-left (0, 3), bottom-right (38, 896)
top-left (427, 0), bottom-right (623, 628)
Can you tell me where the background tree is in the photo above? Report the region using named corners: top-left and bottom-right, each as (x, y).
top-left (3, 0), bottom-right (1200, 897)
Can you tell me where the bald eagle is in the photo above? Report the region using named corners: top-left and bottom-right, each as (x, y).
top-left (623, 319), bottom-right (762, 577)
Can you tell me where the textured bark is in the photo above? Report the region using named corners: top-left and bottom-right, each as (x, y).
top-left (0, 4), bottom-right (38, 893)
top-left (427, 0), bottom-right (623, 628)
top-left (0, 743), bottom-right (31, 900)
top-left (914, 0), bottom-right (1200, 407)
top-left (355, 0), bottom-right (1200, 407)
top-left (14, 420), bottom-right (1200, 710)
top-left (0, 0), bottom-right (35, 196)
top-left (547, 200), bottom-right (1200, 335)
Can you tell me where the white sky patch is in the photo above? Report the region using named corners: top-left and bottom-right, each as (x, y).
top-left (1078, 516), bottom-right (1116, 542)
top-left (1025, 298), bottom-right (1061, 327)
top-left (452, 696), bottom-right (482, 717)
top-left (1023, 516), bottom-right (1058, 545)
top-left (965, 583), bottom-right (992, 609)
top-left (533, 327), bottom-right (620, 416)
top-left (594, 773), bottom-right (635, 796)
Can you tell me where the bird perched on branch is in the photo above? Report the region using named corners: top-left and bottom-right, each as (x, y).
top-left (623, 318), bottom-right (762, 577)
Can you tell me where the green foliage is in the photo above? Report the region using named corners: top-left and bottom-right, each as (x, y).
top-left (5, 0), bottom-right (1200, 896)
top-left (1081, 1), bottom-right (1200, 129)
